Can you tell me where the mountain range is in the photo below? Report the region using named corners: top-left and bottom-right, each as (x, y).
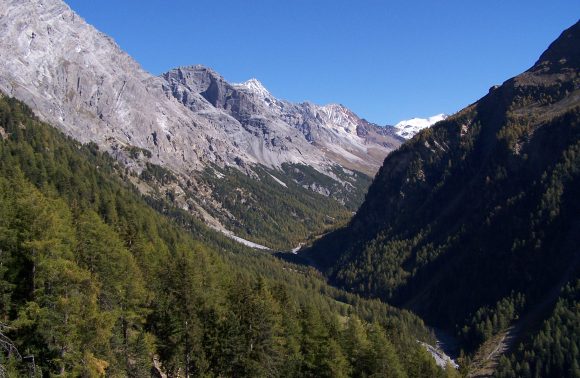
top-left (1, 0), bottom-right (578, 376)
top-left (0, 90), bottom-right (447, 377)
top-left (0, 0), bottom-right (419, 249)
top-left (0, 0), bottom-right (405, 176)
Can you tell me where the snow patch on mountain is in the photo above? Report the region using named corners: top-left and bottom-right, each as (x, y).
top-left (233, 78), bottom-right (271, 98)
top-left (394, 114), bottom-right (447, 139)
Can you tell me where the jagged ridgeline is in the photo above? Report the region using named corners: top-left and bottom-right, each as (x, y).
top-left (0, 0), bottom-right (403, 252)
top-left (0, 95), bottom-right (460, 377)
top-left (305, 21), bottom-right (580, 375)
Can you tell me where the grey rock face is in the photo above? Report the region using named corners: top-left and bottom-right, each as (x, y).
top-left (0, 0), bottom-right (401, 179)
top-left (0, 0), bottom-right (406, 245)
top-left (0, 0), bottom-right (262, 175)
top-left (162, 66), bottom-right (402, 175)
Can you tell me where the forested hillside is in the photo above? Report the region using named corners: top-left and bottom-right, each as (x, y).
top-left (305, 21), bottom-right (580, 375)
top-left (496, 280), bottom-right (580, 377)
top-left (0, 95), bottom-right (459, 377)
top-left (2, 1), bottom-right (577, 375)
top-left (191, 163), bottom-right (367, 250)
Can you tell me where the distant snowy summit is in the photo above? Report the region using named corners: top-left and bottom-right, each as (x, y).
top-left (394, 114), bottom-right (448, 139)
top-left (233, 78), bottom-right (272, 99)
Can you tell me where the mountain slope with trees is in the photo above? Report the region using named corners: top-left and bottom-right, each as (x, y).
top-left (0, 0), bottom-right (402, 251)
top-left (0, 94), bottom-right (459, 377)
top-left (304, 21), bottom-right (580, 373)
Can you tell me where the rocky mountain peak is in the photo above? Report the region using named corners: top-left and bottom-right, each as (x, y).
top-left (235, 78), bottom-right (271, 98)
top-left (0, 0), bottom-right (402, 188)
top-left (161, 65), bottom-right (230, 110)
top-left (160, 65), bottom-right (402, 175)
top-left (318, 104), bottom-right (360, 136)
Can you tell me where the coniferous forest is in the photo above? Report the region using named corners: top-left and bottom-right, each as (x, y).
top-left (0, 95), bottom-right (460, 377)
top-left (0, 0), bottom-right (578, 376)
top-left (305, 21), bottom-right (580, 378)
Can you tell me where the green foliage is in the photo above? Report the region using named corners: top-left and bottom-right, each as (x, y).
top-left (140, 162), bottom-right (176, 185)
top-left (307, 80), bottom-right (580, 362)
top-left (495, 280), bottom-right (580, 378)
top-left (0, 95), bottom-right (443, 376)
top-left (199, 164), bottom-right (352, 250)
top-left (459, 293), bottom-right (526, 351)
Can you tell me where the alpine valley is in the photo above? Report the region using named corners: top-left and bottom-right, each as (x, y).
top-left (0, 0), bottom-right (404, 251)
top-left (0, 0), bottom-right (578, 377)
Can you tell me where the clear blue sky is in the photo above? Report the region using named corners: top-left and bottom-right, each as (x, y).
top-left (65, 0), bottom-right (579, 125)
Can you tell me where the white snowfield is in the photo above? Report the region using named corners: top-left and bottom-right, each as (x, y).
top-left (226, 234), bottom-right (271, 251)
top-left (268, 173), bottom-right (288, 188)
top-left (394, 114), bottom-right (448, 139)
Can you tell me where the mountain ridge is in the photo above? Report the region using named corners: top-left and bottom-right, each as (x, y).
top-left (160, 64), bottom-right (402, 176)
top-left (0, 92), bottom-right (448, 377)
top-left (0, 0), bottom-right (402, 248)
top-left (0, 0), bottom-right (401, 178)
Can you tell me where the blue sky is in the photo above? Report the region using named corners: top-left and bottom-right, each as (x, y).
top-left (65, 0), bottom-right (579, 125)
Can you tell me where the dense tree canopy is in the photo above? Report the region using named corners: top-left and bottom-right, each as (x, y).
top-left (305, 22), bottom-right (580, 376)
top-left (0, 95), bottom-right (454, 376)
